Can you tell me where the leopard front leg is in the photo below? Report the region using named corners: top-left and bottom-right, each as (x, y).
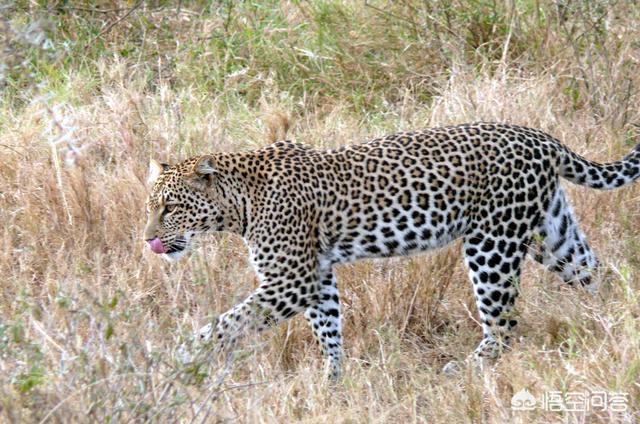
top-left (197, 300), bottom-right (259, 351)
top-left (197, 238), bottom-right (325, 371)
top-left (304, 268), bottom-right (343, 380)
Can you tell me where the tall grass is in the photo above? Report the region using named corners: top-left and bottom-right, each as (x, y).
top-left (0, 1), bottom-right (639, 422)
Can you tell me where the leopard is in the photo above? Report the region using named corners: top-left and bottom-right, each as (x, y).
top-left (143, 122), bottom-right (640, 379)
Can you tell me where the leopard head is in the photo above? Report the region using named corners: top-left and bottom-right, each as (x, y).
top-left (143, 155), bottom-right (243, 261)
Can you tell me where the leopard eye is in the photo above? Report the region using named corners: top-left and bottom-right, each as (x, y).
top-left (165, 204), bottom-right (178, 213)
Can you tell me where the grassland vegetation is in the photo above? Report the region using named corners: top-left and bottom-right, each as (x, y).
top-left (0, 1), bottom-right (639, 422)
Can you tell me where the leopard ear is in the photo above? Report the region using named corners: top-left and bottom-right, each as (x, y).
top-left (148, 159), bottom-right (169, 185)
top-left (187, 155), bottom-right (218, 190)
top-left (192, 155), bottom-right (217, 176)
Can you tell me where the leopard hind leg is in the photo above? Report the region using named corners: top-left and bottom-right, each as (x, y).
top-left (530, 187), bottom-right (599, 293)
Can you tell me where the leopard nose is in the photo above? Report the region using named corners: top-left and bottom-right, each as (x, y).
top-left (146, 237), bottom-right (166, 254)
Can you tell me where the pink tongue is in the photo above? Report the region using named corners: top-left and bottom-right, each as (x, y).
top-left (148, 237), bottom-right (166, 254)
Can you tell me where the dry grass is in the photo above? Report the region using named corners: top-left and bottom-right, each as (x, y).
top-left (1, 1), bottom-right (639, 423)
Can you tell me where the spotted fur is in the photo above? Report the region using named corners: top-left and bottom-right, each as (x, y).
top-left (144, 122), bottom-right (640, 378)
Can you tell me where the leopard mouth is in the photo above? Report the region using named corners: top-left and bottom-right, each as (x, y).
top-left (165, 236), bottom-right (187, 254)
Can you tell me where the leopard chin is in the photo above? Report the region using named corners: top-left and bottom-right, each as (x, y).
top-left (162, 249), bottom-right (188, 262)
top-left (161, 235), bottom-right (190, 262)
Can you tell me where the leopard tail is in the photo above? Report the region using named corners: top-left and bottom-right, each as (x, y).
top-left (558, 141), bottom-right (640, 190)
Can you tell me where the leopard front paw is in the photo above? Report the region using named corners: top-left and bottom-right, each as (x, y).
top-left (196, 316), bottom-right (233, 349)
top-left (197, 322), bottom-right (214, 343)
top-left (176, 342), bottom-right (193, 365)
